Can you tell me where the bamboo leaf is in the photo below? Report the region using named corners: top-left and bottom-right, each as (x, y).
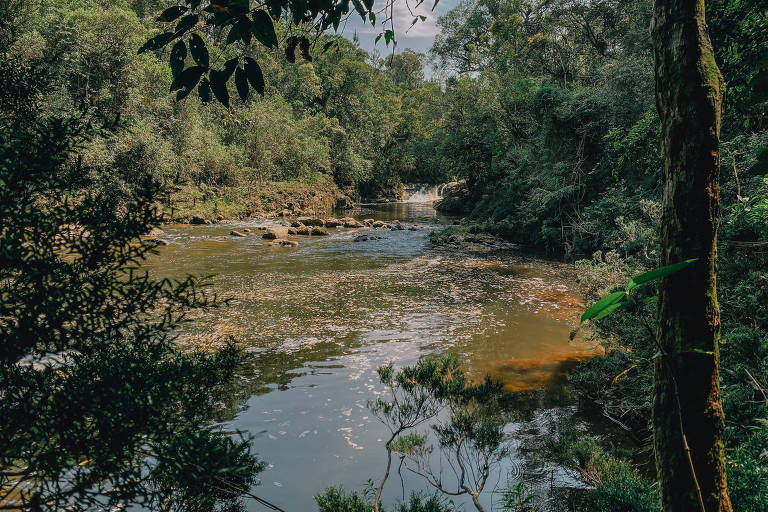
top-left (627, 258), bottom-right (698, 290)
top-left (581, 290), bottom-right (626, 322)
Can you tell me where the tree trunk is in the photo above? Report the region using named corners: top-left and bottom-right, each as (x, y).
top-left (651, 1), bottom-right (731, 511)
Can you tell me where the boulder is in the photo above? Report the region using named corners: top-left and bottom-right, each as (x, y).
top-left (363, 218), bottom-right (375, 226)
top-left (343, 219), bottom-right (363, 228)
top-left (311, 228), bottom-right (329, 236)
top-left (230, 230), bottom-right (247, 237)
top-left (287, 227), bottom-right (298, 235)
top-left (324, 218), bottom-right (342, 228)
top-left (146, 227), bottom-right (165, 237)
top-left (295, 226), bottom-right (311, 235)
top-left (296, 216), bottom-right (325, 227)
top-left (372, 220), bottom-right (387, 228)
top-left (262, 227), bottom-right (291, 240)
top-left (354, 234), bottom-right (382, 242)
top-left (242, 228), bottom-right (251, 233)
top-left (189, 214), bottom-right (208, 225)
top-left (271, 239), bottom-right (299, 247)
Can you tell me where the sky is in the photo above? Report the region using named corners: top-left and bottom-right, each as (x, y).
top-left (340, 0), bottom-right (461, 63)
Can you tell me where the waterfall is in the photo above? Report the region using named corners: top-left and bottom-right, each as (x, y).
top-left (403, 184), bottom-right (446, 203)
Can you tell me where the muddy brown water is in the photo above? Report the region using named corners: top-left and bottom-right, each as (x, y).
top-left (145, 202), bottom-right (599, 511)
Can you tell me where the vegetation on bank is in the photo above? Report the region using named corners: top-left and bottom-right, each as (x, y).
top-left (423, 0), bottom-right (767, 509)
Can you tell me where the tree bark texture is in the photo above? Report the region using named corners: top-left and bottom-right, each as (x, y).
top-left (651, 1), bottom-right (731, 511)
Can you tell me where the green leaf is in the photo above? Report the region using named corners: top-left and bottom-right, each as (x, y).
top-left (223, 58), bottom-right (238, 79)
top-left (266, 0), bottom-right (282, 19)
top-left (244, 57), bottom-right (265, 96)
top-left (237, 17), bottom-right (253, 45)
top-left (627, 258), bottom-right (697, 290)
top-left (291, 0), bottom-right (307, 24)
top-left (299, 37), bottom-right (312, 61)
top-left (369, 12), bottom-right (376, 25)
top-left (171, 66), bottom-right (204, 102)
top-left (169, 41), bottom-right (187, 78)
top-left (251, 10), bottom-right (278, 48)
top-left (375, 33), bottom-right (382, 44)
top-left (235, 67), bottom-right (249, 102)
top-left (174, 14), bottom-right (198, 34)
top-left (226, 25), bottom-right (241, 44)
top-left (170, 65), bottom-right (204, 92)
top-left (198, 76), bottom-right (211, 103)
top-left (581, 290), bottom-right (626, 322)
top-left (384, 30), bottom-right (394, 45)
top-left (592, 302), bottom-right (625, 321)
top-left (138, 32), bottom-right (174, 54)
top-left (285, 36), bottom-right (298, 63)
top-left (158, 6), bottom-right (186, 22)
top-left (189, 34), bottom-right (209, 68)
top-left (209, 70), bottom-right (230, 108)
top-left (351, 0), bottom-right (367, 20)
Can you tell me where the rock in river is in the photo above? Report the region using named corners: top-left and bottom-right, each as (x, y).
top-left (296, 216), bottom-right (325, 227)
top-left (263, 227), bottom-right (291, 240)
top-left (230, 230), bottom-right (247, 237)
top-left (271, 239), bottom-right (299, 247)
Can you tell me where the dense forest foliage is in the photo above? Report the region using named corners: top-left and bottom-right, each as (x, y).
top-left (2, 0), bottom-right (767, 510)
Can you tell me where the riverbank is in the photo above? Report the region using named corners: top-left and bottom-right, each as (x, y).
top-left (161, 180), bottom-right (355, 224)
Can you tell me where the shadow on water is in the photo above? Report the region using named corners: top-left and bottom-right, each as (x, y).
top-left (145, 201), bottom-right (601, 511)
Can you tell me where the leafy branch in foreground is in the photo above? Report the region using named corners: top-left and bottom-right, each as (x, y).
top-left (0, 52), bottom-right (263, 511)
top-left (141, 0), bottom-right (440, 107)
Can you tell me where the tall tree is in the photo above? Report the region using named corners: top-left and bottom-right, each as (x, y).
top-left (651, 1), bottom-right (731, 511)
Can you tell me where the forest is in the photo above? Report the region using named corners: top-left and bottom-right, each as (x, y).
top-left (1, 0), bottom-right (767, 511)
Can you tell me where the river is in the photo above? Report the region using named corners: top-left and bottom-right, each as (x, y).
top-left (146, 201), bottom-right (598, 511)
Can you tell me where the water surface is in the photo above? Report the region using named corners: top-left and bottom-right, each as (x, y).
top-left (146, 202), bottom-right (596, 511)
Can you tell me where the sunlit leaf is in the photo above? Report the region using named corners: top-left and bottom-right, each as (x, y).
top-left (627, 258), bottom-right (697, 290)
top-left (581, 290), bottom-right (626, 322)
top-left (592, 301), bottom-right (625, 321)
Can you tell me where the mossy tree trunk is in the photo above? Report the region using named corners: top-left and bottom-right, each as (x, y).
top-left (651, 1), bottom-right (731, 511)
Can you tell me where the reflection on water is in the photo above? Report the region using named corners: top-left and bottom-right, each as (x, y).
top-left (145, 202), bottom-right (598, 511)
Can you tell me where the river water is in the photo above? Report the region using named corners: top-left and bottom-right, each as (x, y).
top-left (146, 202), bottom-right (598, 511)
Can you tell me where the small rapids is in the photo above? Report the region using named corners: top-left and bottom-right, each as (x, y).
top-left (402, 183), bottom-right (448, 203)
